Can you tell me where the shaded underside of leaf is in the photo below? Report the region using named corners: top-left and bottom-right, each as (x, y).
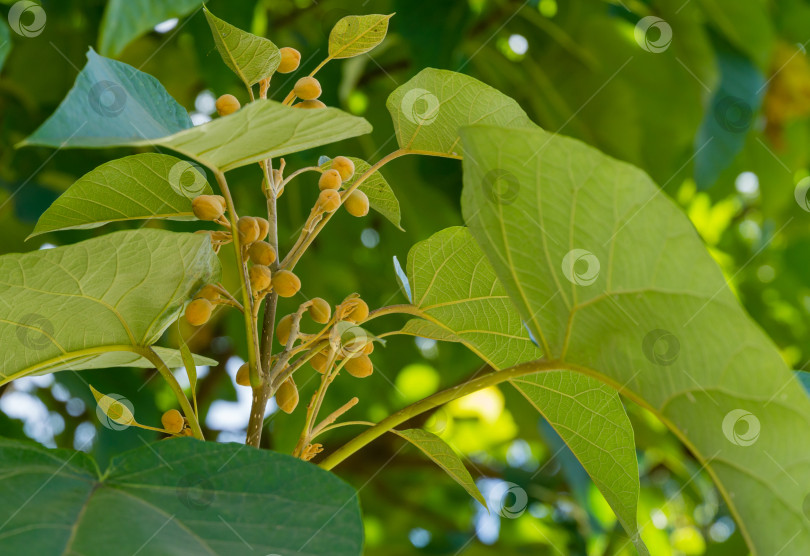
top-left (405, 226), bottom-right (646, 553)
top-left (21, 49), bottom-right (192, 149)
top-left (204, 6), bottom-right (281, 86)
top-left (392, 428), bottom-right (486, 506)
top-left (460, 124), bottom-right (810, 554)
top-left (386, 68), bottom-right (534, 156)
top-left (319, 156), bottom-right (402, 230)
top-left (0, 437), bottom-right (363, 555)
top-left (30, 153), bottom-right (213, 238)
top-left (0, 229), bottom-right (220, 383)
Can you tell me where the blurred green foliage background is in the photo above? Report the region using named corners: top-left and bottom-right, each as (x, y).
top-left (2, 0), bottom-right (810, 554)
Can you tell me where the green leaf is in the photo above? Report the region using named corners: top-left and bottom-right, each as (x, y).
top-left (320, 156), bottom-right (402, 230)
top-left (159, 100), bottom-right (372, 171)
top-left (29, 153), bottom-right (213, 238)
top-left (392, 428), bottom-right (486, 506)
top-left (460, 124), bottom-right (810, 555)
top-left (386, 68), bottom-right (533, 157)
top-left (328, 14), bottom-right (393, 59)
top-left (0, 229), bottom-right (220, 385)
top-left (99, 0), bottom-right (204, 57)
top-left (204, 6), bottom-right (281, 87)
top-left (20, 49), bottom-right (192, 149)
top-left (697, 0), bottom-right (774, 68)
top-left (406, 226), bottom-right (646, 553)
top-left (0, 437), bottom-right (363, 555)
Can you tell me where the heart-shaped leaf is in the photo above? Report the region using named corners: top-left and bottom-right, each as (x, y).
top-left (460, 124), bottom-right (810, 555)
top-left (20, 49), bottom-right (192, 149)
top-left (405, 226), bottom-right (646, 552)
top-left (386, 68), bottom-right (533, 157)
top-left (0, 437), bottom-right (363, 555)
top-left (320, 156), bottom-right (402, 230)
top-left (204, 6), bottom-right (281, 87)
top-left (328, 14), bottom-right (393, 60)
top-left (0, 229), bottom-right (220, 385)
top-left (30, 153), bottom-right (213, 238)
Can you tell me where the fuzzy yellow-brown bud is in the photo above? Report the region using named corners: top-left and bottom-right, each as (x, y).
top-left (255, 217), bottom-right (270, 241)
top-left (180, 428), bottom-right (194, 436)
top-left (293, 99), bottom-right (327, 109)
top-left (319, 169), bottom-right (342, 191)
top-left (331, 156), bottom-right (355, 181)
top-left (308, 297), bottom-right (331, 324)
top-left (310, 351), bottom-right (330, 374)
top-left (276, 313), bottom-right (294, 345)
top-left (345, 355), bottom-right (373, 378)
top-left (249, 265), bottom-right (272, 292)
top-left (344, 190), bottom-right (370, 218)
top-left (236, 363), bottom-right (251, 387)
top-left (278, 47), bottom-right (301, 74)
top-left (272, 270), bottom-right (301, 297)
top-left (276, 378), bottom-right (299, 413)
top-left (192, 195), bottom-right (226, 221)
top-left (161, 409), bottom-right (184, 434)
top-left (294, 76), bottom-right (322, 100)
top-left (317, 189), bottom-right (341, 213)
top-left (196, 284), bottom-right (220, 302)
top-left (215, 94), bottom-right (241, 116)
top-left (363, 341), bottom-right (375, 355)
top-left (185, 298), bottom-right (213, 326)
top-left (347, 299), bottom-right (369, 323)
top-left (248, 241), bottom-right (277, 266)
top-left (237, 216), bottom-right (261, 244)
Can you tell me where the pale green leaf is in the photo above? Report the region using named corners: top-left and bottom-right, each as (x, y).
top-left (99, 0), bottom-right (204, 57)
top-left (399, 318), bottom-right (462, 342)
top-left (320, 156), bottom-right (402, 230)
top-left (0, 229), bottom-right (220, 385)
top-left (204, 6), bottom-right (280, 87)
top-left (30, 153), bottom-right (213, 238)
top-left (329, 14), bottom-right (393, 59)
top-left (392, 428), bottom-right (486, 506)
top-left (89, 384), bottom-right (137, 427)
top-left (0, 437), bottom-right (363, 555)
top-left (20, 49), bottom-right (192, 148)
top-left (158, 100), bottom-right (372, 171)
top-left (386, 68), bottom-right (533, 156)
top-left (460, 124), bottom-right (810, 554)
top-left (406, 226), bottom-right (646, 553)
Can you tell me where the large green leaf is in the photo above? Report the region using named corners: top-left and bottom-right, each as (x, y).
top-left (0, 229), bottom-right (220, 385)
top-left (20, 49), bottom-right (192, 149)
top-left (319, 156), bottom-right (402, 230)
top-left (386, 68), bottom-right (533, 156)
top-left (328, 14), bottom-right (393, 60)
top-left (392, 428), bottom-right (486, 507)
top-left (460, 124), bottom-right (810, 555)
top-left (99, 0), bottom-right (204, 57)
top-left (30, 153), bottom-right (213, 238)
top-left (204, 6), bottom-right (280, 87)
top-left (158, 100), bottom-right (372, 172)
top-left (0, 437), bottom-right (363, 555)
top-left (405, 226), bottom-right (646, 552)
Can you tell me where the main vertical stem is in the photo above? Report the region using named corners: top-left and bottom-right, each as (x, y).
top-left (247, 161), bottom-right (280, 447)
